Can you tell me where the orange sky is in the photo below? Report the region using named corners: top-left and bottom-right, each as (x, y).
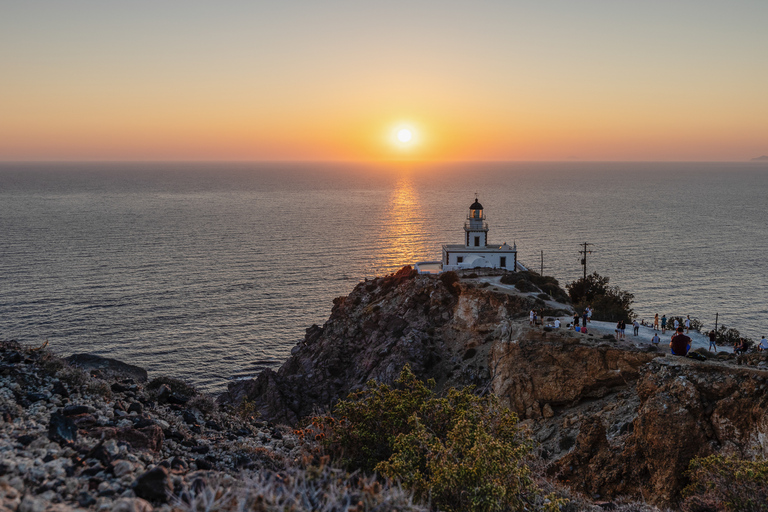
top-left (1, 1), bottom-right (767, 161)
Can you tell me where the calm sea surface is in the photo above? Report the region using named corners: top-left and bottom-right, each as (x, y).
top-left (1, 162), bottom-right (766, 392)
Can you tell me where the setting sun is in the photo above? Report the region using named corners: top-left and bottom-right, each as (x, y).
top-left (397, 129), bottom-right (412, 143)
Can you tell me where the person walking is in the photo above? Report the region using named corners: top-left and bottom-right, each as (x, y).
top-left (708, 330), bottom-right (718, 352)
top-left (654, 313), bottom-right (659, 331)
top-left (661, 315), bottom-right (667, 334)
top-left (685, 315), bottom-right (691, 334)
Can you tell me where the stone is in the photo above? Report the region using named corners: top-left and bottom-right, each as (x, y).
top-left (113, 460), bottom-right (134, 477)
top-left (48, 413), bottom-right (77, 445)
top-left (132, 466), bottom-right (171, 503)
top-left (111, 497), bottom-right (153, 512)
top-left (63, 404), bottom-right (91, 416)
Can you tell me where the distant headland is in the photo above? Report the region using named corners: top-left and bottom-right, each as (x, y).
top-left (750, 155), bottom-right (768, 161)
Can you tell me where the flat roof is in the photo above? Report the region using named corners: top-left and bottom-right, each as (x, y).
top-left (442, 244), bottom-right (516, 252)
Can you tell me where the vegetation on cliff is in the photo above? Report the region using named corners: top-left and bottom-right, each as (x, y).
top-left (302, 365), bottom-right (565, 512)
top-left (566, 272), bottom-right (635, 322)
top-left (682, 455), bottom-right (768, 512)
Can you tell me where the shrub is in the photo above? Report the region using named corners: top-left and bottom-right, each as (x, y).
top-left (710, 325), bottom-right (754, 351)
top-left (515, 280), bottom-right (539, 293)
top-left (682, 455), bottom-right (768, 511)
top-left (567, 272), bottom-right (635, 322)
top-left (439, 271), bottom-right (461, 296)
top-left (305, 365), bottom-right (563, 512)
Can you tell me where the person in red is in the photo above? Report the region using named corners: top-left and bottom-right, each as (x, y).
top-left (670, 327), bottom-right (692, 356)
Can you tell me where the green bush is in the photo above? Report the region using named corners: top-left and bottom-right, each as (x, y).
top-left (682, 455), bottom-right (768, 512)
top-left (567, 272), bottom-right (635, 322)
top-left (306, 365), bottom-right (565, 512)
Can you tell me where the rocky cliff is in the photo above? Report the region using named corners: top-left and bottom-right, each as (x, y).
top-left (220, 266), bottom-right (768, 507)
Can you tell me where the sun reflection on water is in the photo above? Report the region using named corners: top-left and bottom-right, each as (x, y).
top-left (370, 175), bottom-right (433, 276)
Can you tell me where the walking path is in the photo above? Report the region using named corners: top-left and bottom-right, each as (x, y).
top-left (556, 317), bottom-right (719, 353)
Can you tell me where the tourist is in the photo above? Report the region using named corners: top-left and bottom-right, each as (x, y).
top-left (734, 338), bottom-right (747, 355)
top-left (661, 315), bottom-right (667, 334)
top-left (573, 312), bottom-right (580, 329)
top-left (633, 319), bottom-right (640, 336)
top-left (529, 310), bottom-right (535, 326)
top-left (587, 305), bottom-right (593, 323)
top-left (554, 318), bottom-right (561, 328)
top-left (651, 333), bottom-right (660, 347)
top-left (670, 327), bottom-right (692, 356)
top-left (685, 315), bottom-right (691, 334)
top-left (758, 336), bottom-right (768, 351)
top-left (654, 313), bottom-right (660, 331)
top-left (673, 318), bottom-right (680, 331)
top-left (582, 309), bottom-right (589, 327)
top-left (708, 330), bottom-right (718, 352)
top-left (616, 320), bottom-right (625, 340)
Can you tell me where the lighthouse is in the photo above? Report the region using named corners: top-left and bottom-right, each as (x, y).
top-left (439, 197), bottom-right (519, 271)
top-left (465, 197), bottom-right (489, 248)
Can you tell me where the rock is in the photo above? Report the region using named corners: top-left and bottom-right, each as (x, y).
top-left (132, 466), bottom-right (171, 503)
top-left (542, 403), bottom-right (555, 418)
top-left (17, 495), bottom-right (46, 512)
top-left (62, 404), bottom-right (90, 416)
top-left (65, 353), bottom-right (148, 382)
top-left (113, 460), bottom-right (134, 477)
top-left (112, 497), bottom-right (153, 512)
top-left (127, 402), bottom-right (143, 414)
top-left (48, 413), bottom-right (77, 445)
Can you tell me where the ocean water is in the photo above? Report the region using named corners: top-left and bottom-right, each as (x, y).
top-left (1, 162), bottom-right (766, 392)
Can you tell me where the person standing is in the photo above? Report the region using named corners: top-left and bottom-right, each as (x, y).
top-left (670, 327), bottom-right (692, 356)
top-left (587, 306), bottom-right (593, 323)
top-left (530, 309), bottom-right (535, 326)
top-left (573, 312), bottom-right (580, 329)
top-left (654, 314), bottom-right (659, 331)
top-left (685, 315), bottom-right (691, 334)
top-left (673, 318), bottom-right (680, 331)
top-left (708, 330), bottom-right (718, 352)
top-left (661, 315), bottom-right (667, 334)
top-left (633, 319), bottom-right (640, 336)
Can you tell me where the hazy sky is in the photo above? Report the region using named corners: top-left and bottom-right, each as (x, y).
top-left (2, 0), bottom-right (767, 161)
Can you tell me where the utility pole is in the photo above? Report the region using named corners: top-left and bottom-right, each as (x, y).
top-left (714, 312), bottom-right (718, 333)
top-left (540, 250), bottom-right (544, 275)
top-left (579, 242), bottom-right (593, 280)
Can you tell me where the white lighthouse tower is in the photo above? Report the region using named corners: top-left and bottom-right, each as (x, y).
top-left (465, 197), bottom-right (489, 248)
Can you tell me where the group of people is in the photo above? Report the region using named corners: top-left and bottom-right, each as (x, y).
top-left (653, 313), bottom-right (693, 335)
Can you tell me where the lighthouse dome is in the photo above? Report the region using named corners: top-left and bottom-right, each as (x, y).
top-left (469, 199), bottom-right (483, 210)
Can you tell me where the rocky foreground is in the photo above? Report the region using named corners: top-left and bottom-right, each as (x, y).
top-left (223, 266), bottom-right (768, 509)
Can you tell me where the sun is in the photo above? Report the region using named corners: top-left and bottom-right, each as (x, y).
top-left (397, 128), bottom-right (412, 143)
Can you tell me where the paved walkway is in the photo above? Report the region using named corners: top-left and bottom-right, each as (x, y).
top-left (555, 317), bottom-right (722, 353)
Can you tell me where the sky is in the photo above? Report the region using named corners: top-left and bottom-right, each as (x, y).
top-left (1, 0), bottom-right (767, 162)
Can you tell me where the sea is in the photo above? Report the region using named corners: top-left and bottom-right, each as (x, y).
top-left (1, 162), bottom-right (767, 393)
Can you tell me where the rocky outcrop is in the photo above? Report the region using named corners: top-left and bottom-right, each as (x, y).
top-left (216, 266), bottom-right (768, 507)
top-left (218, 267), bottom-right (549, 424)
top-left (552, 357), bottom-right (768, 506)
top-left (491, 332), bottom-right (660, 419)
top-left (66, 353), bottom-right (149, 382)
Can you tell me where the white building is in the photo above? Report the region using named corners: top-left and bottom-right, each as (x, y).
top-left (440, 197), bottom-right (520, 272)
